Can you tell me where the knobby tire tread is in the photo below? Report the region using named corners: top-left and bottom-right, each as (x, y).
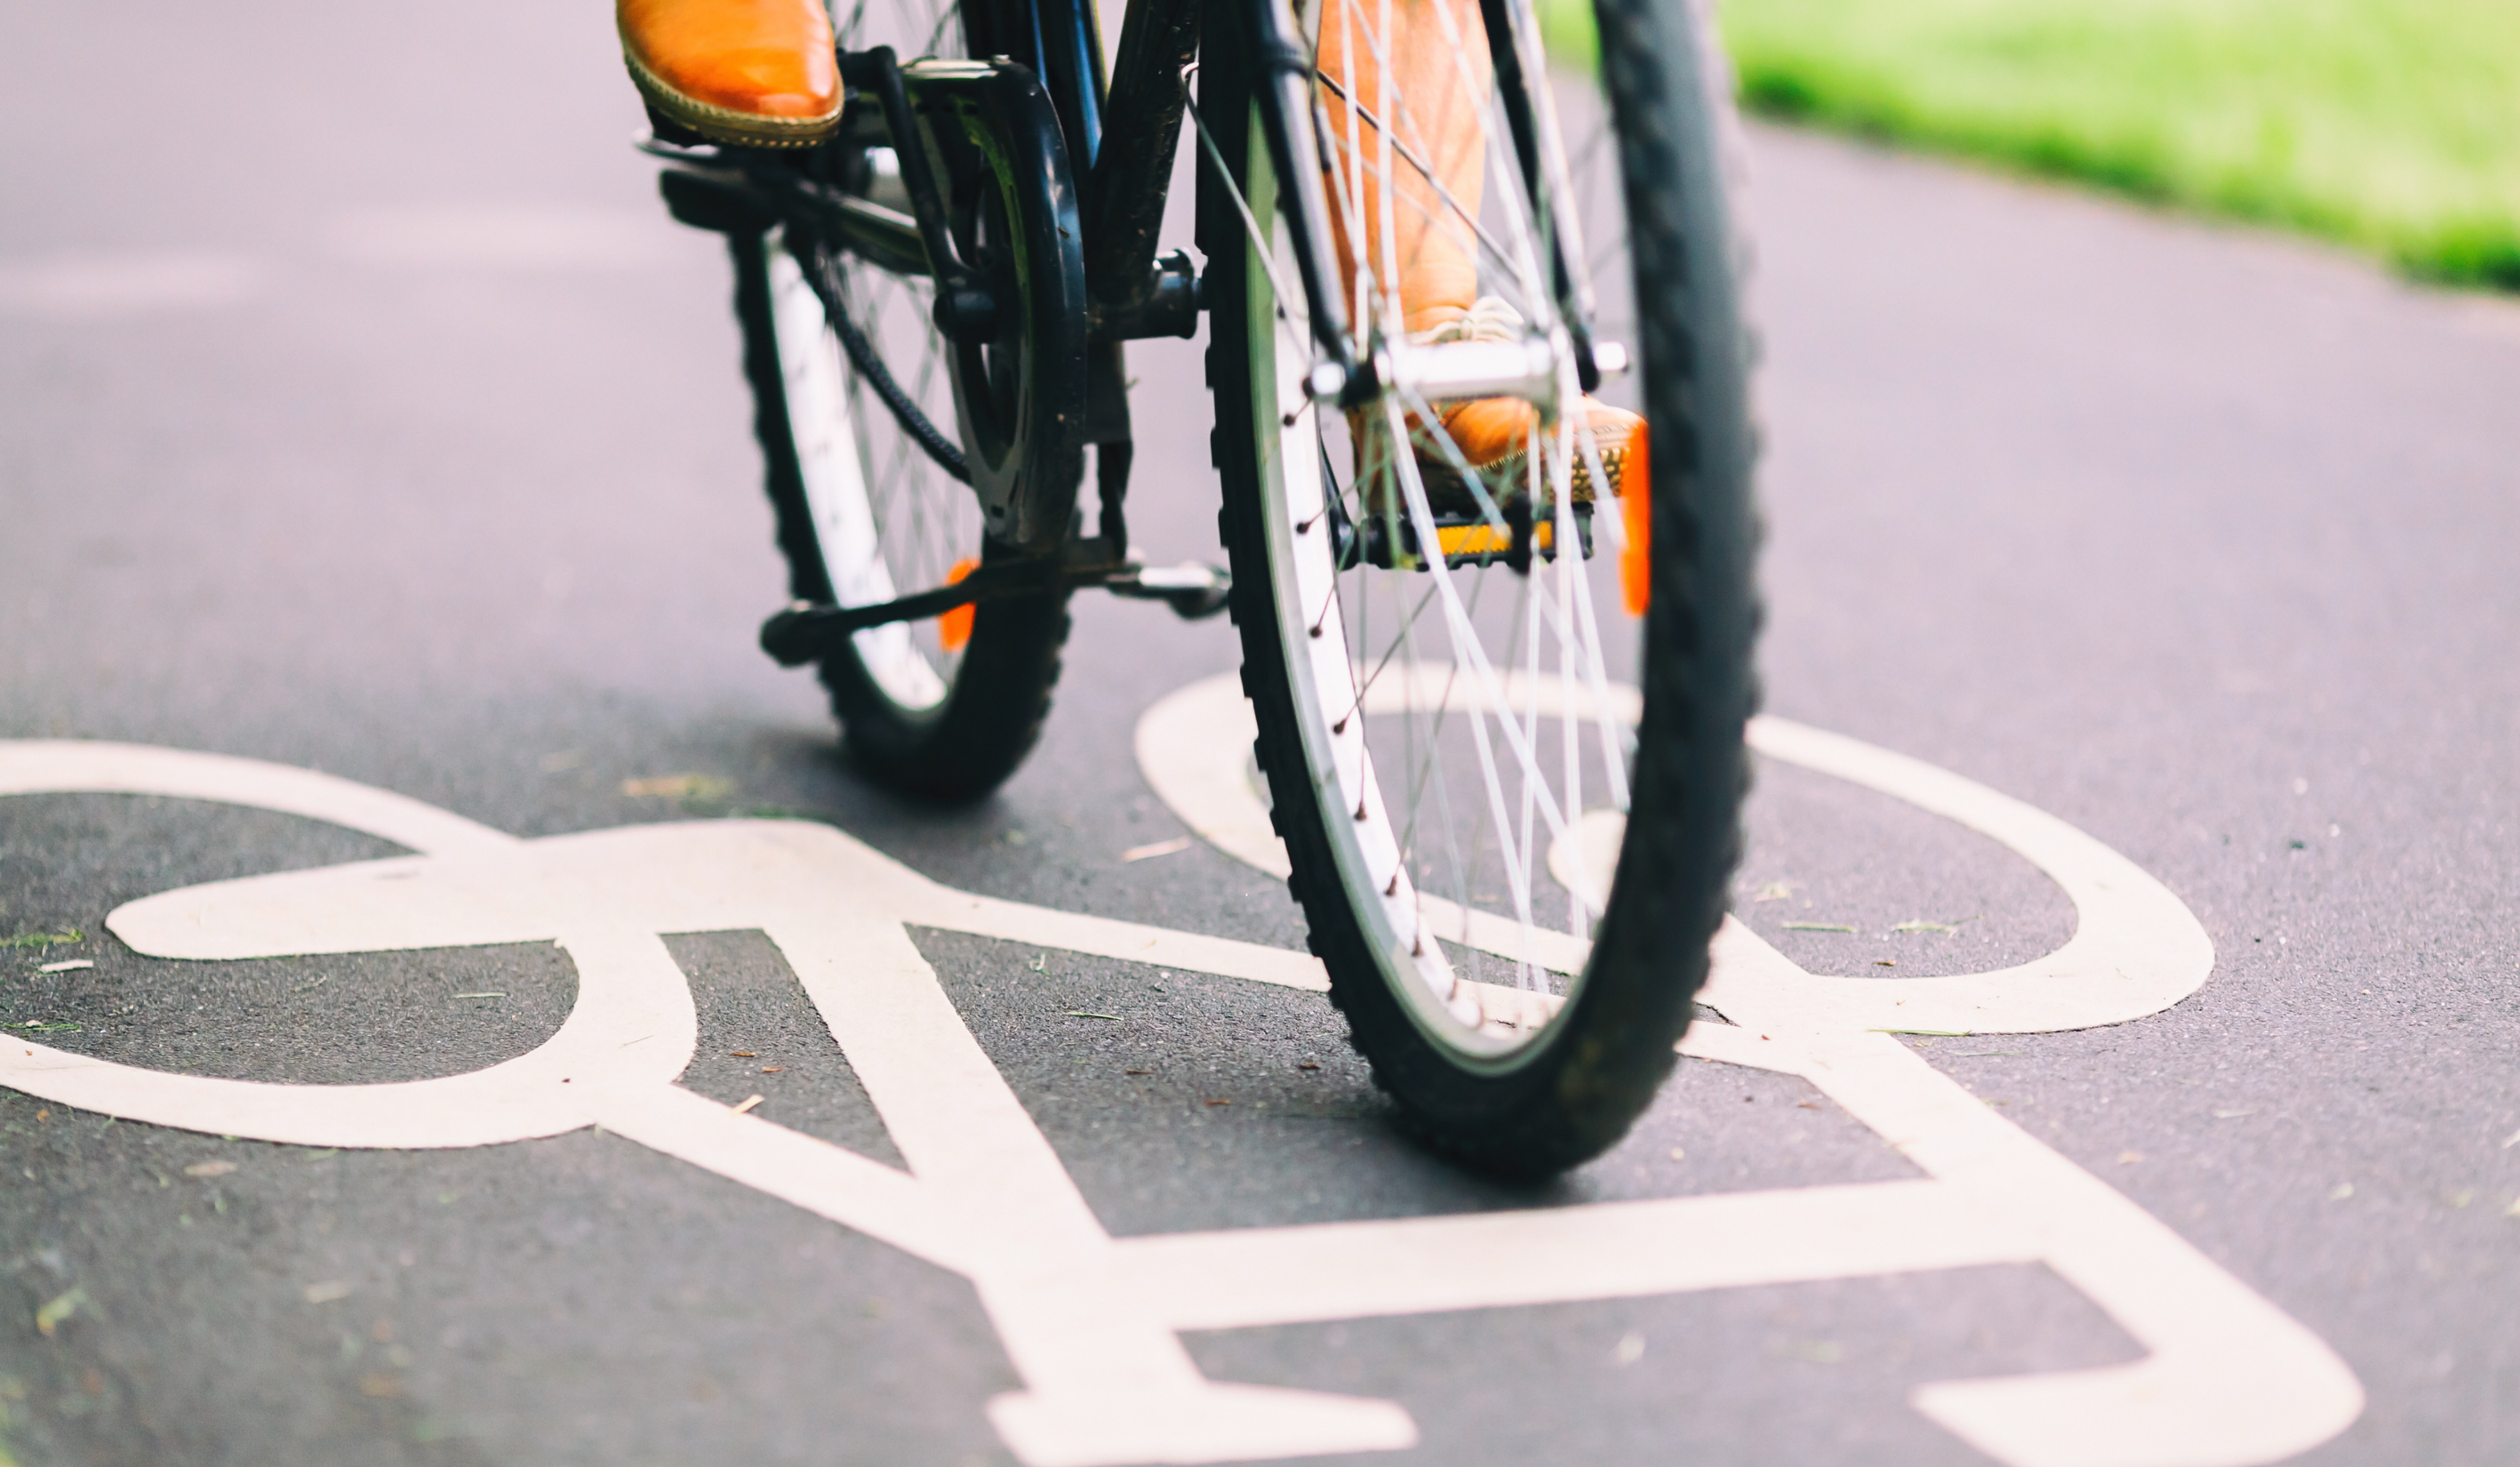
top-left (730, 232), bottom-right (1072, 804)
top-left (1199, 0), bottom-right (1763, 1175)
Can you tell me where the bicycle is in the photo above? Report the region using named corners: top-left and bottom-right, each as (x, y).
top-left (636, 0), bottom-right (1761, 1174)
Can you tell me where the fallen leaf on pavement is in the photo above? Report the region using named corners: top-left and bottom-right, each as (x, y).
top-left (1121, 837), bottom-right (1194, 863)
top-left (1, 930), bottom-right (81, 950)
top-left (1065, 1011), bottom-right (1122, 1021)
top-left (732, 1094), bottom-right (764, 1116)
top-left (2118, 1151), bottom-right (2144, 1165)
top-left (184, 1161), bottom-right (236, 1178)
top-left (35, 1286), bottom-right (84, 1336)
top-left (36, 960), bottom-right (92, 974)
top-left (620, 774), bottom-right (736, 802)
top-left (1782, 922), bottom-right (1857, 934)
top-left (303, 1280), bottom-right (353, 1304)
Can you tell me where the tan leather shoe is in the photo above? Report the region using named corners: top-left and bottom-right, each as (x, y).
top-left (620, 0), bottom-right (844, 148)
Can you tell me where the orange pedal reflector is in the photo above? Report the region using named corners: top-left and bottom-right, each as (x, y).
top-left (1619, 422), bottom-right (1651, 615)
top-left (938, 557), bottom-right (980, 653)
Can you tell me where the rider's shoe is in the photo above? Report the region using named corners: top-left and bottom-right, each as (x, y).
top-left (1402, 299), bottom-right (1643, 518)
top-left (1316, 0), bottom-right (1644, 520)
top-left (618, 0), bottom-right (845, 148)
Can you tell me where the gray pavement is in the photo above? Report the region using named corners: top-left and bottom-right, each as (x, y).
top-left (3, 4), bottom-right (2518, 1464)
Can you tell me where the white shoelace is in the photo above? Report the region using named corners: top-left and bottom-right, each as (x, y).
top-left (1406, 294), bottom-right (1524, 348)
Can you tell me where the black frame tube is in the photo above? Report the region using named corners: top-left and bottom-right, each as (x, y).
top-left (1084, 0), bottom-right (1203, 314)
top-left (839, 47), bottom-right (974, 293)
top-left (1246, 0), bottom-right (1359, 373)
top-left (1476, 0), bottom-right (1599, 390)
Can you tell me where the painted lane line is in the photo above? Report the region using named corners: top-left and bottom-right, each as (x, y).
top-left (0, 711), bottom-right (2363, 1467)
top-left (1116, 1179), bottom-right (2036, 1333)
top-left (1733, 717), bottom-right (2219, 1034)
top-left (0, 740), bottom-right (1400, 1467)
top-left (586, 1082), bottom-right (957, 1267)
top-left (1141, 674), bottom-right (2221, 1030)
top-left (0, 740), bottom-right (516, 856)
top-left (1703, 935), bottom-right (2359, 1467)
top-left (920, 891), bottom-right (1330, 993)
top-left (1135, 674), bottom-right (2362, 1467)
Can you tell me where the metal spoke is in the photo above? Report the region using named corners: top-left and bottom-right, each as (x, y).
top-left (1252, 0), bottom-right (1654, 1033)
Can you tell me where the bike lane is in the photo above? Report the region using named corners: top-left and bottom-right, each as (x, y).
top-left (0, 671), bottom-right (2361, 1467)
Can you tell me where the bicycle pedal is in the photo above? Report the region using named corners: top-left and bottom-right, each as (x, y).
top-left (655, 164), bottom-right (780, 235)
top-left (1345, 507), bottom-right (1594, 572)
top-left (1107, 562), bottom-right (1232, 620)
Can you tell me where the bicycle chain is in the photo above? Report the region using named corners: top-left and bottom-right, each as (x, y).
top-left (796, 232), bottom-right (974, 485)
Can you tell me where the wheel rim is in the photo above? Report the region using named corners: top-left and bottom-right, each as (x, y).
top-left (767, 0), bottom-right (987, 717)
top-left (1235, 0), bottom-right (1646, 1067)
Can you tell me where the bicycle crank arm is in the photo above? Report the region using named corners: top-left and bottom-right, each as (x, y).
top-left (762, 565), bottom-right (1060, 666)
top-left (761, 557), bottom-right (1231, 666)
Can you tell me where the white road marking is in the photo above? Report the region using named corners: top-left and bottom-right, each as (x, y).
top-left (1544, 807), bottom-right (1625, 916)
top-left (1134, 673), bottom-right (2363, 1467)
top-left (325, 205), bottom-right (678, 271)
top-left (0, 703), bottom-right (2361, 1467)
top-left (0, 253), bottom-right (260, 317)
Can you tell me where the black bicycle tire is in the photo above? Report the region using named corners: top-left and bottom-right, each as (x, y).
top-left (1196, 0), bottom-right (1763, 1174)
top-left (729, 231), bottom-right (1072, 803)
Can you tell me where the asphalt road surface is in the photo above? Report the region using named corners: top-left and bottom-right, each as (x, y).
top-left (4, 4), bottom-right (2518, 1466)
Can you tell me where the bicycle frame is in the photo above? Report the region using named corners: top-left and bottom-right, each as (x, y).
top-left (660, 0), bottom-right (1609, 663)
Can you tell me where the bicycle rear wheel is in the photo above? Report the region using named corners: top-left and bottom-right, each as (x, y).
top-left (732, 0), bottom-right (1071, 801)
top-left (1198, 0), bottom-right (1761, 1172)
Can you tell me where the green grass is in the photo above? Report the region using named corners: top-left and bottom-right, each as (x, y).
top-left (1548, 0), bottom-right (2520, 290)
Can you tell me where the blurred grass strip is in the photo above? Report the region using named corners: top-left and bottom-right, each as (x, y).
top-left (1548, 0), bottom-right (2520, 290)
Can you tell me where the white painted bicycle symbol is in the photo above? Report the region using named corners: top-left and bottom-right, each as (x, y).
top-left (0, 676), bottom-right (2359, 1467)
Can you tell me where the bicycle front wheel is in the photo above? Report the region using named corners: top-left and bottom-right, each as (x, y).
top-left (1198, 0), bottom-right (1762, 1172)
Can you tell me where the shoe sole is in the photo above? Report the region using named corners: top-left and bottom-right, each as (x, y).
top-left (1411, 441), bottom-right (1621, 517)
top-left (623, 46), bottom-right (844, 149)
